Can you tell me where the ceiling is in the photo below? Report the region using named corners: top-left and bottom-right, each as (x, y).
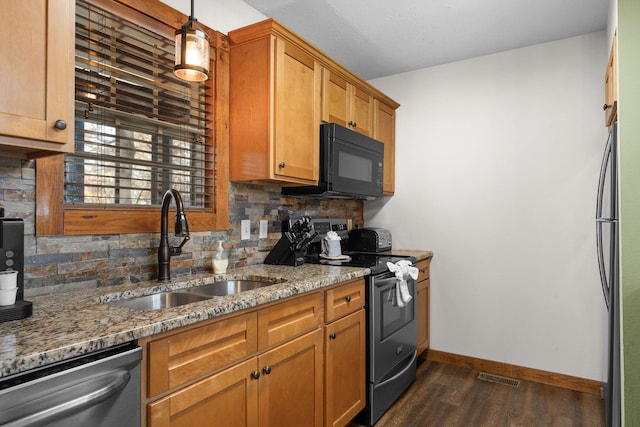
top-left (243, 0), bottom-right (609, 80)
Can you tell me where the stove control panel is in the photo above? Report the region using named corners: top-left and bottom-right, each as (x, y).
top-left (308, 218), bottom-right (349, 243)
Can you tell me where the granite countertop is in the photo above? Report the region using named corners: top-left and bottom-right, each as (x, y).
top-left (0, 249), bottom-right (432, 379)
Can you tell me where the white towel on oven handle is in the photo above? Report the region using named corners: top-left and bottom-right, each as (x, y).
top-left (386, 260), bottom-right (418, 307)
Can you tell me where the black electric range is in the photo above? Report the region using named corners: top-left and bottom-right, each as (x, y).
top-left (304, 252), bottom-right (416, 275)
top-left (301, 218), bottom-right (416, 275)
top-left (301, 218), bottom-right (419, 425)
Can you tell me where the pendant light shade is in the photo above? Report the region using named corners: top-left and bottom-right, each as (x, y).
top-left (174, 0), bottom-right (210, 82)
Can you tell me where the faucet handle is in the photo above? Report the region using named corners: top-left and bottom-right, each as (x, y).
top-left (170, 236), bottom-right (191, 256)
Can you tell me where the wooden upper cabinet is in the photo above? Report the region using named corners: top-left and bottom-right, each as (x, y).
top-left (0, 0), bottom-right (74, 157)
top-left (322, 71), bottom-right (349, 128)
top-left (350, 86), bottom-right (373, 136)
top-left (374, 100), bottom-right (397, 195)
top-left (322, 70), bottom-right (373, 136)
top-left (230, 18), bottom-right (399, 193)
top-left (604, 32), bottom-right (617, 128)
top-left (229, 20), bottom-right (321, 185)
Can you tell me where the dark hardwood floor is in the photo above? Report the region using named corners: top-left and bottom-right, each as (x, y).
top-left (348, 359), bottom-right (605, 427)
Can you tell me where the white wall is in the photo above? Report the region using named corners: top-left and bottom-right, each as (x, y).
top-left (365, 32), bottom-right (610, 380)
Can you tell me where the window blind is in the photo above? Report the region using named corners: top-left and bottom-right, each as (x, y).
top-left (68, 0), bottom-right (213, 209)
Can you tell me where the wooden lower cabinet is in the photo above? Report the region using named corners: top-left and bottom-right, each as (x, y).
top-left (324, 310), bottom-right (365, 427)
top-left (416, 258), bottom-right (432, 358)
top-left (324, 278), bottom-right (366, 427)
top-left (147, 329), bottom-right (323, 427)
top-left (258, 329), bottom-right (324, 427)
top-left (142, 280), bottom-right (370, 427)
top-left (148, 359), bottom-right (258, 427)
top-left (142, 290), bottom-right (326, 426)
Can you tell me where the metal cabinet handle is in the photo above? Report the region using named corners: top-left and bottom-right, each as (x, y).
top-left (251, 370), bottom-right (260, 379)
top-left (278, 162), bottom-right (285, 168)
top-left (54, 120), bottom-right (67, 130)
top-left (603, 103), bottom-right (612, 111)
top-left (329, 332), bottom-right (337, 340)
top-left (345, 295), bottom-right (351, 303)
top-left (263, 366), bottom-right (272, 375)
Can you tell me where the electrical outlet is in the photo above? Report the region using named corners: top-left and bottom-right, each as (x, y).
top-left (241, 220), bottom-right (250, 240)
top-left (259, 220), bottom-right (268, 239)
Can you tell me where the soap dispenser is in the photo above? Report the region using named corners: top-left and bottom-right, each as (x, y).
top-left (212, 240), bottom-right (228, 274)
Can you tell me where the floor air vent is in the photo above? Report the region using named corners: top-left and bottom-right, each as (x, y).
top-left (477, 372), bottom-right (521, 387)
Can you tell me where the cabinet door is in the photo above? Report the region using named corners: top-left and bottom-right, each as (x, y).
top-left (416, 259), bottom-right (431, 357)
top-left (416, 279), bottom-right (430, 357)
top-left (322, 71), bottom-right (349, 127)
top-left (274, 39), bottom-right (321, 183)
top-left (604, 33), bottom-right (617, 127)
top-left (322, 71), bottom-right (372, 136)
top-left (350, 86), bottom-right (373, 137)
top-left (325, 309), bottom-right (366, 427)
top-left (258, 329), bottom-right (323, 427)
top-left (374, 100), bottom-right (396, 195)
top-left (0, 0), bottom-right (73, 152)
top-left (147, 359), bottom-right (258, 427)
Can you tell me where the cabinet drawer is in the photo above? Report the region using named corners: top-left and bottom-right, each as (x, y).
top-left (147, 358), bottom-right (258, 427)
top-left (258, 292), bottom-right (322, 350)
top-left (417, 259), bottom-right (430, 282)
top-left (325, 278), bottom-right (365, 322)
top-left (148, 312), bottom-right (257, 397)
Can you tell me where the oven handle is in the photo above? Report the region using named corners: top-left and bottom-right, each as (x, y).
top-left (376, 350), bottom-right (417, 388)
top-left (374, 275), bottom-right (415, 289)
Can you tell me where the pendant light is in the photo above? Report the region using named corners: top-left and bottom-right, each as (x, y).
top-left (173, 0), bottom-right (210, 82)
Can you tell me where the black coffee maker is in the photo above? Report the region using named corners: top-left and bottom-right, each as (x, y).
top-left (0, 209), bottom-right (32, 323)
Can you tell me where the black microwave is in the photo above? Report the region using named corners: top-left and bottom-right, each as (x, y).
top-left (282, 122), bottom-right (384, 199)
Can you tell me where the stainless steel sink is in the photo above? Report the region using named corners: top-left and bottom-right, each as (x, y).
top-left (185, 280), bottom-right (279, 297)
top-left (108, 291), bottom-right (210, 310)
top-left (106, 278), bottom-right (283, 310)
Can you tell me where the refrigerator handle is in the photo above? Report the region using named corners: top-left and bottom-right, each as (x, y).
top-left (596, 221), bottom-right (611, 310)
top-left (596, 136), bottom-right (612, 218)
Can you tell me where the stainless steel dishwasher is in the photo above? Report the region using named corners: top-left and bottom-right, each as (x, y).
top-left (0, 342), bottom-right (141, 427)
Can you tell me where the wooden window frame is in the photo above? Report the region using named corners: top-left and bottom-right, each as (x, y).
top-left (35, 0), bottom-right (229, 236)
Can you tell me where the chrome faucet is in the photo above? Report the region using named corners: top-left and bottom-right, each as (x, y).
top-left (158, 189), bottom-right (190, 282)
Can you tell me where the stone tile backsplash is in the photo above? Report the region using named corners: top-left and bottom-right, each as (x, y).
top-left (0, 157), bottom-right (364, 296)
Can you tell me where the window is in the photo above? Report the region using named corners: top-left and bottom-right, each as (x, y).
top-left (36, 0), bottom-right (229, 236)
top-left (72, 1), bottom-right (209, 208)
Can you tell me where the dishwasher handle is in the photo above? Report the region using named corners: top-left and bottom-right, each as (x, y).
top-left (3, 369), bottom-right (131, 427)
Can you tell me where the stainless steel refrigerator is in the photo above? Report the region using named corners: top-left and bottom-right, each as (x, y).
top-left (596, 122), bottom-right (621, 427)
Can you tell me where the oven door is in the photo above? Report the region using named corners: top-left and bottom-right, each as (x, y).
top-left (368, 272), bottom-right (417, 382)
